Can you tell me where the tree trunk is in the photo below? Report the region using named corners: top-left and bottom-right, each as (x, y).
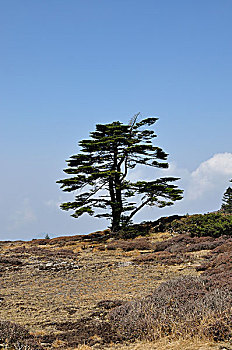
top-left (111, 145), bottom-right (122, 232)
top-left (110, 178), bottom-right (122, 232)
top-left (111, 213), bottom-right (121, 232)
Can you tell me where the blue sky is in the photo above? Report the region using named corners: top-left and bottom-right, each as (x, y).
top-left (1, 0), bottom-right (232, 240)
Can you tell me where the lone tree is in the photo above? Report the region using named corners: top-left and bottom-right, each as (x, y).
top-left (57, 114), bottom-right (183, 231)
top-left (221, 185), bottom-right (232, 214)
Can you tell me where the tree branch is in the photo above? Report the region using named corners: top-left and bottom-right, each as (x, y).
top-left (78, 179), bottom-right (108, 205)
top-left (126, 197), bottom-right (152, 222)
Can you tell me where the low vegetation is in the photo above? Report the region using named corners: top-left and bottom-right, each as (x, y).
top-left (109, 276), bottom-right (232, 342)
top-left (0, 213), bottom-right (232, 349)
top-left (166, 212), bottom-right (232, 237)
top-left (0, 320), bottom-right (43, 349)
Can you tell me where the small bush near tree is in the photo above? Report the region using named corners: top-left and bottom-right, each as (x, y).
top-left (168, 212), bottom-right (232, 237)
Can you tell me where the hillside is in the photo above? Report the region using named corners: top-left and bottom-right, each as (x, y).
top-left (0, 214), bottom-right (232, 350)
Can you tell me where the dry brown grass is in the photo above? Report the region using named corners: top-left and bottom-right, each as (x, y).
top-left (0, 229), bottom-right (232, 349)
top-left (108, 276), bottom-right (232, 343)
top-left (74, 346), bottom-right (92, 350)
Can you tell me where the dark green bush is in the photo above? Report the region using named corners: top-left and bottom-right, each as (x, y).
top-left (116, 223), bottom-right (151, 239)
top-left (168, 213), bottom-right (232, 237)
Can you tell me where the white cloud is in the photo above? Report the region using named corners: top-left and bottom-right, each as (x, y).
top-left (126, 153), bottom-right (232, 221)
top-left (187, 153), bottom-right (232, 200)
top-left (126, 152), bottom-right (232, 202)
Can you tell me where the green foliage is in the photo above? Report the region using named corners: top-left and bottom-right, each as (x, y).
top-left (221, 186), bottom-right (232, 214)
top-left (57, 114), bottom-right (183, 231)
top-left (116, 222), bottom-right (152, 239)
top-left (168, 212), bottom-right (232, 237)
top-left (45, 234), bottom-right (50, 239)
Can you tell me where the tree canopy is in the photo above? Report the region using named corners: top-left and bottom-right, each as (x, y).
top-left (57, 114), bottom-right (183, 231)
top-left (221, 185), bottom-right (232, 214)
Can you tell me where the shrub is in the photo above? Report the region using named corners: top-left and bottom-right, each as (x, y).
top-left (0, 321), bottom-right (43, 349)
top-left (149, 215), bottom-right (185, 232)
top-left (108, 276), bottom-right (232, 342)
top-left (0, 256), bottom-right (23, 266)
top-left (202, 317), bottom-right (232, 341)
top-left (116, 223), bottom-right (152, 239)
top-left (133, 251), bottom-right (190, 265)
top-left (151, 233), bottom-right (229, 254)
top-left (107, 238), bottom-right (153, 251)
top-left (198, 250), bottom-right (232, 290)
top-left (167, 213), bottom-right (232, 237)
top-left (9, 246), bottom-right (78, 259)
